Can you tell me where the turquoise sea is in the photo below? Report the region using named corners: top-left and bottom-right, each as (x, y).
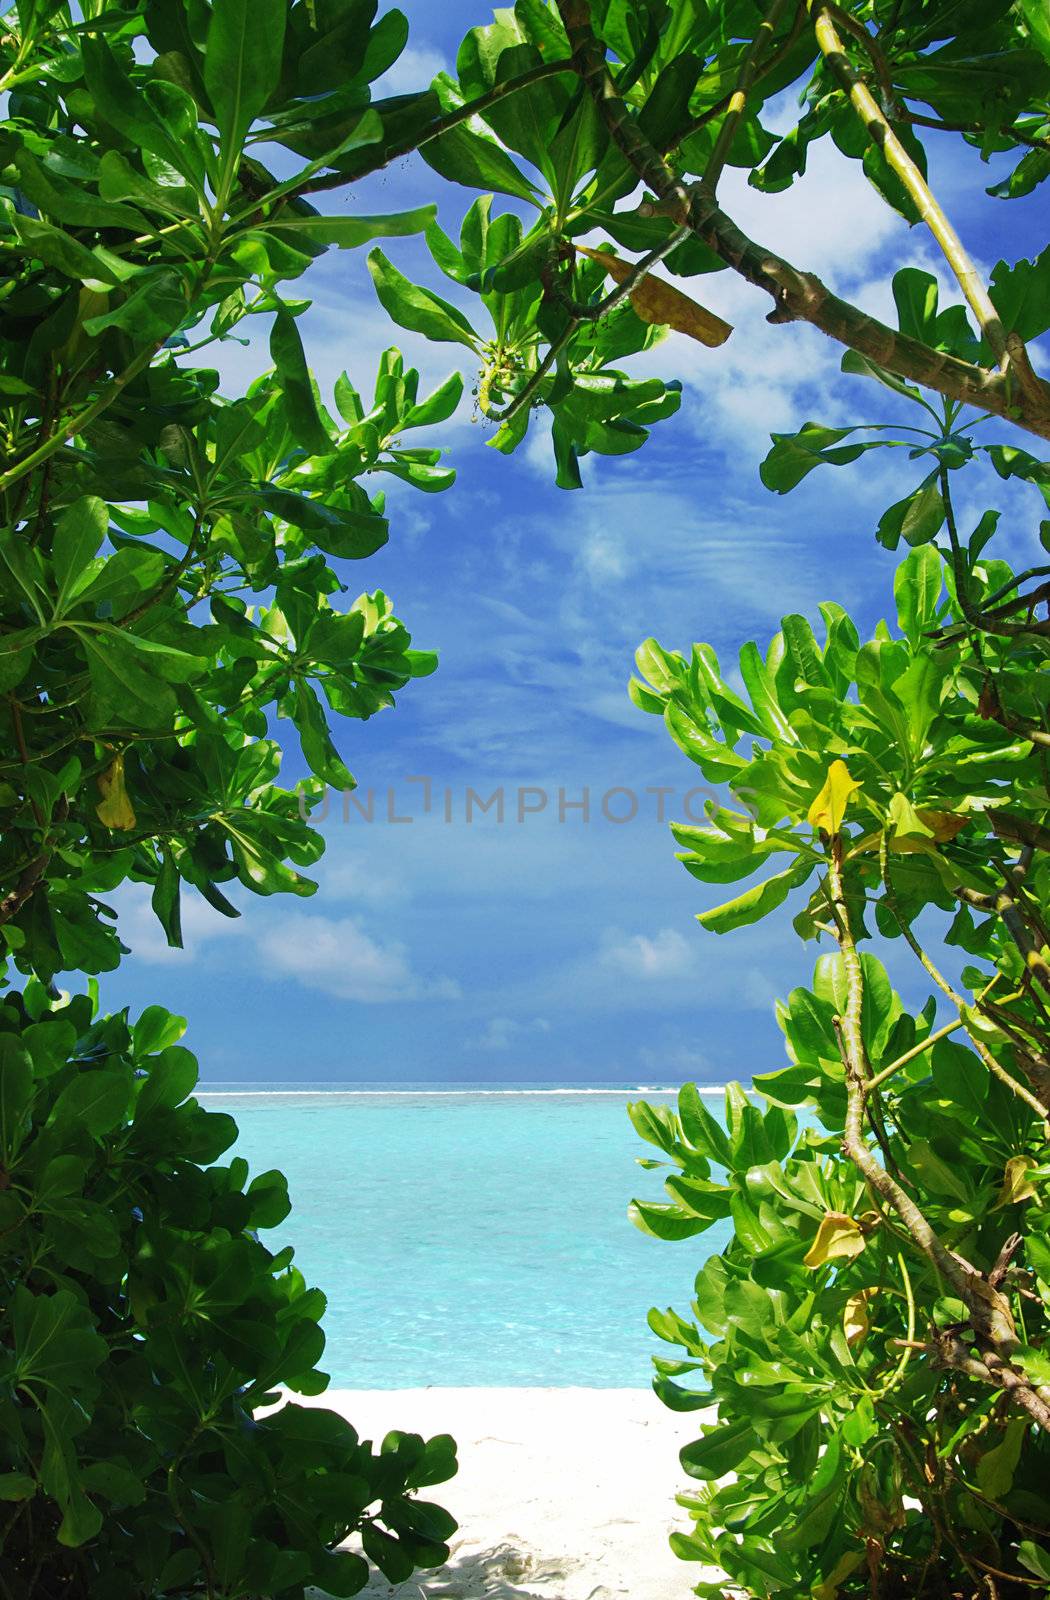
top-left (202, 1084), bottom-right (733, 1389)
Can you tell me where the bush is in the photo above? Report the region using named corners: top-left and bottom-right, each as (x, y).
top-left (0, 986), bottom-right (457, 1599)
top-left (629, 542), bottom-right (1050, 1597)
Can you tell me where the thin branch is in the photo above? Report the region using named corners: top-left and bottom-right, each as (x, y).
top-left (0, 339), bottom-right (166, 497)
top-left (829, 850), bottom-right (1050, 1432)
top-left (559, 227), bottom-right (690, 320)
top-left (482, 319), bottom-right (578, 425)
top-left (880, 836), bottom-right (1050, 1118)
top-left (808, 3), bottom-right (1016, 372)
top-left (119, 512), bottom-right (206, 628)
top-left (902, 107), bottom-right (1050, 156)
top-left (828, 850), bottom-right (970, 1301)
top-left (297, 59), bottom-right (575, 197)
top-left (865, 1005), bottom-right (986, 1093)
top-left (702, 0), bottom-right (794, 196)
top-left (822, 0), bottom-right (902, 114)
top-left (668, 1), bottom-right (809, 154)
top-left (0, 849), bottom-right (50, 927)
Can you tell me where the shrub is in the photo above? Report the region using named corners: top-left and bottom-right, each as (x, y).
top-left (0, 985), bottom-right (457, 1598)
top-left (629, 538), bottom-right (1050, 1596)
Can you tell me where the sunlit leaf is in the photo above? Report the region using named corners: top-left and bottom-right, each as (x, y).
top-left (807, 761), bottom-right (861, 835)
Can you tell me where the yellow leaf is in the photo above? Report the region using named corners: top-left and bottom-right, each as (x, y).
top-left (887, 792), bottom-right (968, 851)
top-left (804, 1211), bottom-right (866, 1269)
top-left (843, 1288), bottom-right (875, 1347)
top-left (994, 1153), bottom-right (1037, 1208)
top-left (575, 245), bottom-right (732, 348)
top-left (807, 760), bottom-right (861, 835)
top-left (96, 752), bottom-right (136, 831)
top-left (916, 807), bottom-right (968, 842)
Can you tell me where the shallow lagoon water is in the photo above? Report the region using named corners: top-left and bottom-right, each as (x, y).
top-left (203, 1085), bottom-right (734, 1388)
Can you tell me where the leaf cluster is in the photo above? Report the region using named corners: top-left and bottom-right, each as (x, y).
top-left (0, 1), bottom-right (452, 978)
top-left (629, 355), bottom-right (1050, 1594)
top-left (0, 986), bottom-right (457, 1598)
top-left (1, 4), bottom-right (464, 1594)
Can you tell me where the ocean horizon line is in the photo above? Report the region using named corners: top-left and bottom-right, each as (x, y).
top-left (195, 1083), bottom-right (735, 1098)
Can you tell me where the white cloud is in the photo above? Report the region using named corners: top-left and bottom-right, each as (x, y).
top-left (373, 43), bottom-right (447, 98)
top-left (117, 886), bottom-right (244, 965)
top-left (720, 138), bottom-right (902, 286)
top-left (473, 1015), bottom-right (551, 1051)
top-left (321, 854), bottom-right (409, 906)
top-left (254, 912), bottom-right (460, 1003)
top-left (117, 885), bottom-right (457, 1005)
top-left (599, 926), bottom-right (694, 980)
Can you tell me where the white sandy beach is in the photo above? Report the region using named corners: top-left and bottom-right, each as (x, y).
top-left (305, 1388), bottom-right (720, 1600)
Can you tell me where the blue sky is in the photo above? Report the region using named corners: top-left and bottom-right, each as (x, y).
top-left (104, 4), bottom-right (1050, 1084)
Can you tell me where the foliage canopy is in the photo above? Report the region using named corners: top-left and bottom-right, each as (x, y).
top-left (2, 0), bottom-right (1050, 1595)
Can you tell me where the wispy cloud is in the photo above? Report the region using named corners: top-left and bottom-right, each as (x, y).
top-left (117, 885), bottom-right (458, 1006)
top-left (599, 926), bottom-right (694, 980)
top-left (472, 1015), bottom-right (551, 1051)
top-left (255, 912), bottom-right (461, 1003)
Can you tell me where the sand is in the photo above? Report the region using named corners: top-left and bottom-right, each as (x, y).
top-left (301, 1387), bottom-right (722, 1600)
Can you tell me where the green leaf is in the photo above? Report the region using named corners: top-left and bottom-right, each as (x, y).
top-left (293, 680), bottom-right (356, 788)
top-left (680, 1419), bottom-right (757, 1480)
top-left (420, 122), bottom-right (543, 204)
top-left (627, 1098), bottom-right (680, 1155)
top-left (1018, 1542), bottom-right (1050, 1582)
top-left (894, 544), bottom-right (943, 642)
top-left (48, 1070), bottom-right (130, 1137)
top-left (267, 206), bottom-right (437, 249)
top-left (361, 1523), bottom-right (415, 1584)
top-left (311, 1550), bottom-right (370, 1597)
top-left (989, 247), bottom-right (1050, 342)
top-left (10, 213), bottom-right (122, 286)
top-left (246, 1168), bottom-right (292, 1228)
top-left (205, 0), bottom-right (287, 151)
top-left (0, 1474), bottom-right (36, 1501)
top-left (697, 859), bottom-right (813, 933)
top-left (270, 310), bottom-right (333, 456)
top-left (13, 148), bottom-right (145, 232)
top-left (678, 1084), bottom-right (733, 1167)
top-left (403, 372), bottom-right (465, 429)
top-left (97, 150), bottom-right (197, 219)
top-left (132, 1003), bottom-right (186, 1058)
top-left (975, 1418), bottom-right (1027, 1498)
top-left (52, 496), bottom-right (107, 612)
top-left (893, 267), bottom-right (939, 340)
top-left (367, 250), bottom-right (479, 349)
top-left (82, 269), bottom-right (187, 343)
top-left (760, 422), bottom-right (875, 493)
top-left (877, 479), bottom-right (944, 551)
top-left (988, 146), bottom-right (1050, 201)
top-left (0, 1036), bottom-right (34, 1160)
top-left (628, 1199), bottom-right (710, 1240)
top-left (83, 633), bottom-right (174, 726)
top-left (136, 1047), bottom-right (199, 1117)
top-left (81, 38), bottom-right (191, 178)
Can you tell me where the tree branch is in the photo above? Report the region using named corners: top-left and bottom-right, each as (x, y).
top-left (297, 59), bottom-right (576, 197)
top-left (828, 844), bottom-right (1050, 1432)
top-left (809, 0), bottom-right (1013, 367)
top-left (702, 0), bottom-right (794, 196)
top-left (554, 0), bottom-right (1050, 441)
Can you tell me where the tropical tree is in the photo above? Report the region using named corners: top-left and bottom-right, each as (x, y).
top-left (0, 2), bottom-right (461, 1593)
top-left (366, 0), bottom-right (1050, 1595)
top-left (3, 0), bottom-right (1050, 1594)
